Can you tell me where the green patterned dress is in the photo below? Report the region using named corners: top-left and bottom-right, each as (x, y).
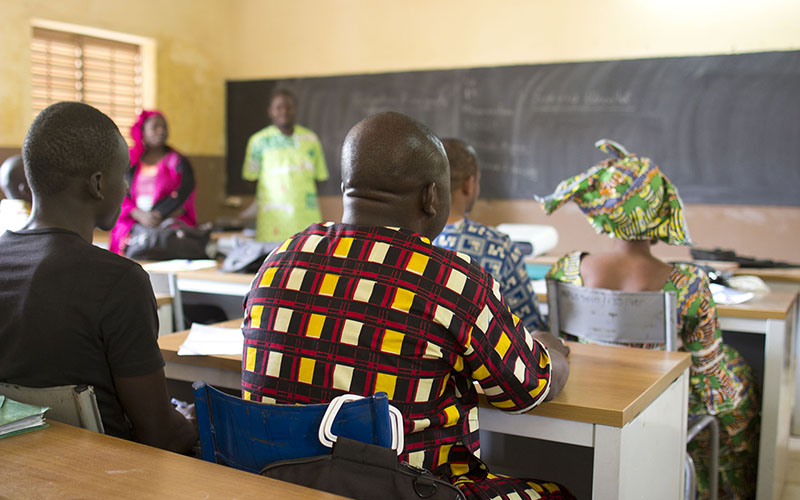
top-left (548, 252), bottom-right (760, 500)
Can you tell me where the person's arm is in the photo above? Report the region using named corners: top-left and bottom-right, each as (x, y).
top-left (114, 369), bottom-right (196, 453)
top-left (312, 135), bottom-right (329, 182)
top-left (101, 265), bottom-right (196, 452)
top-left (531, 329), bottom-right (570, 401)
top-left (452, 258), bottom-right (570, 413)
top-left (242, 133), bottom-right (264, 182)
top-left (151, 154), bottom-right (195, 220)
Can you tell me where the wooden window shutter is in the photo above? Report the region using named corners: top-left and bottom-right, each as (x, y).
top-left (31, 27), bottom-right (143, 143)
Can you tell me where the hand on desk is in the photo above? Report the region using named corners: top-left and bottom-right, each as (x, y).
top-left (532, 329), bottom-right (570, 358)
top-left (531, 330), bottom-right (571, 401)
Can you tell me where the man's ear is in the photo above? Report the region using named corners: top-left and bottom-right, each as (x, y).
top-left (421, 182), bottom-right (437, 217)
top-left (462, 175), bottom-right (476, 197)
top-left (87, 171), bottom-right (104, 200)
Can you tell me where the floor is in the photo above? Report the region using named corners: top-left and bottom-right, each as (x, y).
top-left (781, 437), bottom-right (800, 500)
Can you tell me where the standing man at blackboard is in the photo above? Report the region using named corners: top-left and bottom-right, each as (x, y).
top-left (242, 89), bottom-right (329, 241)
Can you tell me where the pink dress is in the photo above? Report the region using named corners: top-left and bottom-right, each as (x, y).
top-left (109, 150), bottom-right (196, 254)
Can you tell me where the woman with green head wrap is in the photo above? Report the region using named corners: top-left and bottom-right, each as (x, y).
top-left (540, 140), bottom-right (759, 500)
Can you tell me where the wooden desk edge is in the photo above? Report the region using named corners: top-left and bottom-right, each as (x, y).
top-left (733, 267), bottom-right (800, 283)
top-left (529, 350), bottom-right (691, 427)
top-left (3, 421), bottom-right (347, 500)
top-left (716, 292), bottom-right (798, 320)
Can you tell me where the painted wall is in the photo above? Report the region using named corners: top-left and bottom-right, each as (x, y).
top-left (226, 0), bottom-right (800, 79)
top-left (0, 0), bottom-right (230, 155)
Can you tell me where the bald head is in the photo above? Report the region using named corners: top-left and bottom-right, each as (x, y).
top-left (0, 155), bottom-right (30, 202)
top-left (340, 112), bottom-right (450, 239)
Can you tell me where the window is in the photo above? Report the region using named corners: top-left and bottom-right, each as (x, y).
top-left (30, 26), bottom-right (148, 143)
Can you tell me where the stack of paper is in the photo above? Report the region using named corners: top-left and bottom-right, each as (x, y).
top-left (0, 395), bottom-right (49, 438)
top-left (178, 323), bottom-right (244, 356)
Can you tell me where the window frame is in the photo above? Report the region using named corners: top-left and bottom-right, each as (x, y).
top-left (30, 19), bottom-right (156, 141)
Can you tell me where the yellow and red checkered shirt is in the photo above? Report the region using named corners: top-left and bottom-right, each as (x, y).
top-left (242, 223), bottom-right (551, 472)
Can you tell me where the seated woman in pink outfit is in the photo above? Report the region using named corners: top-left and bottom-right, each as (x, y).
top-left (109, 110), bottom-right (196, 255)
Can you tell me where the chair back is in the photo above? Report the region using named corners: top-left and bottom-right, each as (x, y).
top-left (0, 383), bottom-right (104, 433)
top-left (547, 280), bottom-right (678, 350)
top-left (193, 381), bottom-right (396, 473)
top-left (147, 271), bottom-right (185, 332)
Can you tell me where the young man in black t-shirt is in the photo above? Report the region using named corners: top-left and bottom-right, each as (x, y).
top-left (0, 102), bottom-right (196, 452)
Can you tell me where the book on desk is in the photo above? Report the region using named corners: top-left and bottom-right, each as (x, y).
top-left (0, 395), bottom-right (49, 438)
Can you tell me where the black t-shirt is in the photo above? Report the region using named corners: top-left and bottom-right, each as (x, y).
top-left (0, 228), bottom-right (165, 438)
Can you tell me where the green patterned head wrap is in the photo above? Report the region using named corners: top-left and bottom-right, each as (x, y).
top-left (537, 140), bottom-right (691, 246)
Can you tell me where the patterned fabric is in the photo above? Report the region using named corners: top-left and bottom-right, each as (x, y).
top-left (242, 223), bottom-right (574, 500)
top-left (433, 218), bottom-right (545, 332)
top-left (242, 125), bottom-right (329, 241)
top-left (537, 140), bottom-right (691, 246)
top-left (548, 252), bottom-right (760, 500)
top-left (446, 446), bottom-right (575, 500)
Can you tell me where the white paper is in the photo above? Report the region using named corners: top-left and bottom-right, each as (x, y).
top-left (177, 323), bottom-right (243, 356)
top-left (709, 283), bottom-right (755, 305)
top-left (142, 259), bottom-right (218, 272)
top-left (532, 279), bottom-right (547, 296)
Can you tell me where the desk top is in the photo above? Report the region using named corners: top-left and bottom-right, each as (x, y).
top-left (176, 266), bottom-right (255, 285)
top-left (526, 342), bottom-right (689, 427)
top-left (715, 291), bottom-right (798, 320)
top-left (733, 267), bottom-right (800, 284)
top-left (159, 321), bottom-right (690, 429)
top-left (92, 228), bottom-right (110, 247)
top-left (0, 421), bottom-right (345, 500)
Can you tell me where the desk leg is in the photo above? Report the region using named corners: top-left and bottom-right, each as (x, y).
top-left (757, 312), bottom-right (796, 500)
top-left (592, 371), bottom-right (688, 500)
top-left (157, 303), bottom-right (174, 336)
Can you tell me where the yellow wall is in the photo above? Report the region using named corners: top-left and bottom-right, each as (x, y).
top-left (0, 0), bottom-right (230, 155)
top-left (2, 1), bottom-right (799, 259)
top-left (226, 0), bottom-right (800, 79)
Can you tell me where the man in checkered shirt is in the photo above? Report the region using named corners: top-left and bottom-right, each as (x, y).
top-left (242, 112), bottom-right (573, 500)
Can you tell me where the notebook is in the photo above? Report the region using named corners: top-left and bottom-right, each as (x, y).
top-left (0, 395), bottom-right (49, 438)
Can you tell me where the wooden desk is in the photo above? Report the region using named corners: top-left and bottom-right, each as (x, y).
top-left (159, 326), bottom-right (691, 500)
top-left (0, 421), bottom-right (345, 500)
top-left (534, 288), bottom-right (797, 500)
top-left (175, 266), bottom-right (254, 296)
top-left (733, 267), bottom-right (800, 287)
top-left (480, 342), bottom-right (690, 500)
top-left (92, 228), bottom-right (110, 249)
top-left (731, 269), bottom-right (800, 439)
top-left (159, 319), bottom-right (242, 389)
top-left (161, 267), bottom-right (797, 499)
top-left (716, 291), bottom-right (798, 500)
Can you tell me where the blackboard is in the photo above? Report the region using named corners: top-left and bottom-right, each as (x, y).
top-left (226, 51), bottom-right (800, 206)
